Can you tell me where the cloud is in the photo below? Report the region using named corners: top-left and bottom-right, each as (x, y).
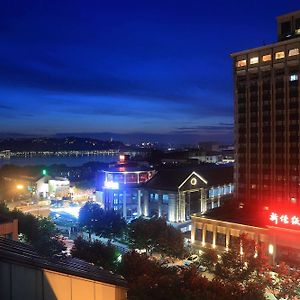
top-left (0, 60), bottom-right (232, 112)
top-left (0, 103), bottom-right (13, 110)
top-left (176, 124), bottom-right (233, 131)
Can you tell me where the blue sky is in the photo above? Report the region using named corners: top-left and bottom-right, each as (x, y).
top-left (0, 1), bottom-right (299, 144)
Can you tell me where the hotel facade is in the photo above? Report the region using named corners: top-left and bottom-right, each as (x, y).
top-left (233, 10), bottom-right (300, 209)
top-left (192, 10), bottom-right (300, 265)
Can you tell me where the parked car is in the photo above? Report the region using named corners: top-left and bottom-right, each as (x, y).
top-left (184, 254), bottom-right (199, 266)
top-left (198, 265), bottom-right (207, 272)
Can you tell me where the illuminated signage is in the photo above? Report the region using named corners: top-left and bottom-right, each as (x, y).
top-left (191, 178), bottom-right (197, 186)
top-left (269, 212), bottom-right (300, 227)
top-left (104, 181), bottom-right (119, 190)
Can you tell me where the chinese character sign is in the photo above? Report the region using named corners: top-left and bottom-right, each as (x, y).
top-left (269, 212), bottom-right (300, 227)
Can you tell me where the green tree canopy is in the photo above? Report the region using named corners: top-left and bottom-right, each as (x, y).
top-left (128, 217), bottom-right (185, 258)
top-left (71, 236), bottom-right (119, 270)
top-left (0, 202), bottom-right (65, 256)
top-left (78, 201), bottom-right (103, 240)
top-left (78, 201), bottom-right (126, 240)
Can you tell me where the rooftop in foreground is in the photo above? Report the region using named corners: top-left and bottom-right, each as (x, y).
top-left (0, 237), bottom-right (127, 288)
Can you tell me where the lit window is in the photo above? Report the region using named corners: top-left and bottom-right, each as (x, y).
top-left (236, 60), bottom-right (247, 67)
top-left (275, 51), bottom-right (285, 60)
top-left (288, 48), bottom-right (299, 57)
top-left (250, 57), bottom-right (259, 64)
top-left (262, 54), bottom-right (271, 62)
top-left (290, 74), bottom-right (298, 81)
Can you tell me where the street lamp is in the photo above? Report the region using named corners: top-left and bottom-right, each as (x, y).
top-left (16, 184), bottom-right (24, 190)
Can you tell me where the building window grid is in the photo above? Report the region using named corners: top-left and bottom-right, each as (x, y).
top-left (288, 48), bottom-right (299, 57)
top-left (275, 51), bottom-right (285, 60)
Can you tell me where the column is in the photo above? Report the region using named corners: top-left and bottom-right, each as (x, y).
top-left (122, 191), bottom-right (127, 220)
top-left (158, 193), bottom-right (162, 218)
top-left (202, 224), bottom-right (206, 246)
top-left (143, 190), bottom-right (149, 217)
top-left (200, 189), bottom-right (207, 213)
top-left (168, 193), bottom-right (176, 222)
top-left (178, 191), bottom-right (186, 222)
top-left (212, 225), bottom-right (217, 248)
top-left (225, 228), bottom-right (230, 250)
top-left (191, 219), bottom-right (196, 244)
top-left (186, 192), bottom-right (191, 217)
top-left (137, 189), bottom-right (142, 217)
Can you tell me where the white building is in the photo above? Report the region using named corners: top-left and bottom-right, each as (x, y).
top-left (36, 176), bottom-right (70, 199)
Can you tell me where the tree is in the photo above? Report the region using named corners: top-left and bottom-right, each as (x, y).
top-left (267, 262), bottom-right (300, 299)
top-left (78, 201), bottom-right (126, 240)
top-left (78, 201), bottom-right (103, 240)
top-left (198, 248), bottom-right (218, 271)
top-left (95, 209), bottom-right (126, 239)
top-left (0, 203), bottom-right (65, 256)
top-left (118, 251), bottom-right (251, 300)
top-left (32, 235), bottom-right (66, 257)
top-left (71, 236), bottom-right (118, 270)
top-left (128, 217), bottom-right (185, 258)
top-left (214, 234), bottom-right (268, 300)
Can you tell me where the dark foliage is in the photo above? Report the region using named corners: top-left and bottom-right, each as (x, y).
top-left (71, 236), bottom-right (118, 270)
top-left (128, 217), bottom-right (185, 258)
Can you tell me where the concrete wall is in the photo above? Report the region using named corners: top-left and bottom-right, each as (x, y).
top-left (0, 261), bottom-right (127, 300)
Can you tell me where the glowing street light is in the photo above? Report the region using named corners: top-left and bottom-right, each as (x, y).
top-left (16, 184), bottom-right (24, 190)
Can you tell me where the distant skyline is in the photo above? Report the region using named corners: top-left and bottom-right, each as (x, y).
top-left (0, 1), bottom-right (299, 144)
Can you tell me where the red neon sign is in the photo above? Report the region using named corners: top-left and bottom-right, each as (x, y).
top-left (269, 212), bottom-right (300, 227)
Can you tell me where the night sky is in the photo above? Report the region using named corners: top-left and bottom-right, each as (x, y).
top-left (0, 1), bottom-right (299, 144)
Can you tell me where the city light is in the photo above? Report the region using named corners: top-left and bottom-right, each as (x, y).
top-left (16, 184), bottom-right (24, 190)
top-left (50, 206), bottom-right (81, 218)
top-left (104, 181), bottom-right (119, 190)
top-left (119, 154), bottom-right (125, 163)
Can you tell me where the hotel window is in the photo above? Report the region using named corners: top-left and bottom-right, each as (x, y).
top-left (288, 48), bottom-right (299, 57)
top-left (250, 57), bottom-right (259, 64)
top-left (216, 233), bottom-right (226, 247)
top-left (162, 194), bottom-right (169, 204)
top-left (195, 228), bottom-right (202, 241)
top-left (290, 74), bottom-right (298, 82)
top-left (205, 231), bottom-right (213, 244)
top-left (275, 51), bottom-right (285, 60)
top-left (236, 59), bottom-right (247, 67)
top-left (262, 54), bottom-right (271, 62)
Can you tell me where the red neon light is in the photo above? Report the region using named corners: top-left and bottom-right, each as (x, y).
top-left (269, 212), bottom-right (300, 226)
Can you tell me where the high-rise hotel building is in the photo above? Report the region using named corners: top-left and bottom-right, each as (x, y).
top-left (232, 10), bottom-right (300, 211)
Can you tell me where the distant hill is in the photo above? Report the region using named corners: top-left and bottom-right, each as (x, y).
top-left (0, 137), bottom-right (126, 152)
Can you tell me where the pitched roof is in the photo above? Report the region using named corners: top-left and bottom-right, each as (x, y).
top-left (0, 237), bottom-right (127, 288)
top-left (145, 165), bottom-right (233, 191)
